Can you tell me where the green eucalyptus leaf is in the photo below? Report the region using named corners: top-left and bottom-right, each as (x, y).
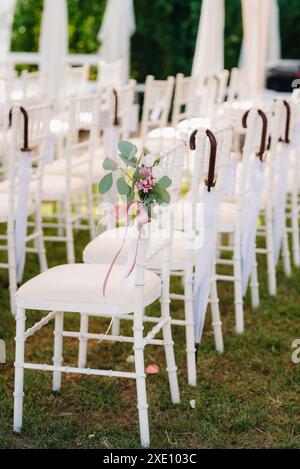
top-left (103, 157), bottom-right (118, 171)
top-left (118, 141), bottom-right (137, 160)
top-left (99, 172), bottom-right (113, 194)
top-left (154, 185), bottom-right (171, 204)
top-left (120, 154), bottom-right (138, 168)
top-left (157, 176), bottom-right (172, 189)
top-left (117, 177), bottom-right (131, 195)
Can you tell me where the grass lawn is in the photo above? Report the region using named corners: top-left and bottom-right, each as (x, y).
top-left (0, 229), bottom-right (299, 449)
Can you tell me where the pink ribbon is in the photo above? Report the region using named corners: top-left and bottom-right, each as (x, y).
top-left (102, 201), bottom-right (150, 300)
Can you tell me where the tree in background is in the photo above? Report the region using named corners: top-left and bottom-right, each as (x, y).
top-left (10, 0), bottom-right (300, 81)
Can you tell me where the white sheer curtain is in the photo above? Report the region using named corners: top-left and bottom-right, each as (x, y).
top-left (98, 0), bottom-right (136, 84)
top-left (241, 0), bottom-right (271, 102)
top-left (268, 0), bottom-right (281, 63)
top-left (39, 0), bottom-right (68, 101)
top-left (192, 0), bottom-right (224, 79)
top-left (0, 0), bottom-right (16, 74)
top-left (239, 0), bottom-right (281, 67)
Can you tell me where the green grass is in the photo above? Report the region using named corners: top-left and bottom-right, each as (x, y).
top-left (0, 229), bottom-right (299, 449)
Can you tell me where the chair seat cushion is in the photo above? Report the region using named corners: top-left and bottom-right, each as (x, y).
top-left (83, 228), bottom-right (192, 271)
top-left (16, 264), bottom-right (161, 314)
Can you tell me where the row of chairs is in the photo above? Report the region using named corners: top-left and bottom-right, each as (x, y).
top-left (1, 62), bottom-right (300, 446)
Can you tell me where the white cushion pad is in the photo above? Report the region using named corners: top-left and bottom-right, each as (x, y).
top-left (16, 264), bottom-right (161, 314)
top-left (83, 228), bottom-right (196, 270)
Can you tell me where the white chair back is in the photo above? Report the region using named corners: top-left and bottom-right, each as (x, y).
top-left (66, 65), bottom-right (89, 97)
top-left (97, 60), bottom-right (123, 90)
top-left (141, 75), bottom-right (175, 142)
top-left (20, 70), bottom-right (47, 104)
top-left (172, 74), bottom-right (201, 127)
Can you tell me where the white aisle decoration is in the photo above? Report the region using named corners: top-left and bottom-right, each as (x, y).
top-left (0, 0), bottom-right (16, 74)
top-left (192, 0), bottom-right (224, 79)
top-left (241, 0), bottom-right (271, 101)
top-left (98, 0), bottom-right (136, 84)
top-left (39, 0), bottom-right (68, 101)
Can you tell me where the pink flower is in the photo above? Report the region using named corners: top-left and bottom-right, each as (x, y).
top-left (138, 166), bottom-right (153, 178)
top-left (137, 177), bottom-right (155, 193)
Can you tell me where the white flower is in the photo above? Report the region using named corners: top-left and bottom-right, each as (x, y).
top-left (143, 152), bottom-right (158, 168)
top-left (152, 165), bottom-right (163, 180)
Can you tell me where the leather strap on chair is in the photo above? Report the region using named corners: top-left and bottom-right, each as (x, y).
top-left (279, 99), bottom-right (291, 144)
top-left (189, 128), bottom-right (217, 191)
top-left (205, 129), bottom-right (217, 191)
top-left (112, 88), bottom-right (120, 127)
top-left (9, 106), bottom-right (31, 152)
top-left (242, 109), bottom-right (268, 161)
top-left (189, 129), bottom-right (197, 150)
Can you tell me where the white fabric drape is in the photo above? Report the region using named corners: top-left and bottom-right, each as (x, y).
top-left (192, 0), bottom-right (224, 79)
top-left (39, 0), bottom-right (68, 101)
top-left (268, 0), bottom-right (281, 63)
top-left (239, 0), bottom-right (281, 67)
top-left (241, 158), bottom-right (265, 295)
top-left (0, 0), bottom-right (16, 74)
top-left (98, 0), bottom-right (136, 84)
top-left (273, 144), bottom-right (290, 264)
top-left (193, 188), bottom-right (219, 343)
top-left (15, 151), bottom-right (32, 283)
top-left (241, 0), bottom-right (271, 102)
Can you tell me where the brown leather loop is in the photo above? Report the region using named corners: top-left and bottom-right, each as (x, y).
top-left (242, 108), bottom-right (268, 161)
top-left (9, 106), bottom-right (31, 152)
top-left (279, 99), bottom-right (291, 144)
top-left (189, 128), bottom-right (217, 191)
top-left (112, 89), bottom-right (120, 126)
top-left (189, 129), bottom-right (198, 150)
top-left (205, 129), bottom-right (217, 191)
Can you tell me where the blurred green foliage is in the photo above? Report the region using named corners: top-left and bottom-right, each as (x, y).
top-left (10, 0), bottom-right (300, 81)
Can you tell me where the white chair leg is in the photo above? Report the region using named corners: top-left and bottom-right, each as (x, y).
top-left (210, 277), bottom-right (224, 353)
top-left (133, 314), bottom-right (150, 448)
top-left (250, 251), bottom-right (260, 309)
top-left (78, 313), bottom-right (89, 368)
top-left (266, 204), bottom-right (277, 295)
top-left (161, 280), bottom-right (180, 400)
top-left (35, 213), bottom-right (48, 272)
top-left (183, 267), bottom-right (197, 387)
top-left (65, 199), bottom-right (75, 264)
top-left (291, 190), bottom-right (300, 267)
top-left (53, 311), bottom-right (64, 392)
top-left (87, 186), bottom-right (96, 240)
top-left (233, 236), bottom-right (244, 334)
top-left (111, 317), bottom-right (121, 337)
top-left (13, 307), bottom-right (26, 432)
top-left (282, 224), bottom-right (292, 277)
top-left (8, 264), bottom-right (17, 316)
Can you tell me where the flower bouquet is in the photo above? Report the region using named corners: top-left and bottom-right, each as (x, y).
top-left (99, 141), bottom-right (172, 219)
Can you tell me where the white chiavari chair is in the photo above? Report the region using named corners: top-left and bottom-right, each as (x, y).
top-left (83, 128), bottom-right (232, 385)
top-left (286, 90), bottom-right (300, 267)
top-left (13, 144), bottom-right (184, 448)
top-left (257, 99), bottom-right (294, 288)
top-left (65, 65), bottom-right (89, 97)
top-left (0, 103), bottom-right (52, 314)
top-left (20, 70), bottom-right (47, 104)
top-left (97, 60), bottom-right (123, 90)
top-left (38, 94), bottom-right (101, 263)
top-left (216, 109), bottom-right (270, 333)
top-left (133, 75), bottom-right (175, 148)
